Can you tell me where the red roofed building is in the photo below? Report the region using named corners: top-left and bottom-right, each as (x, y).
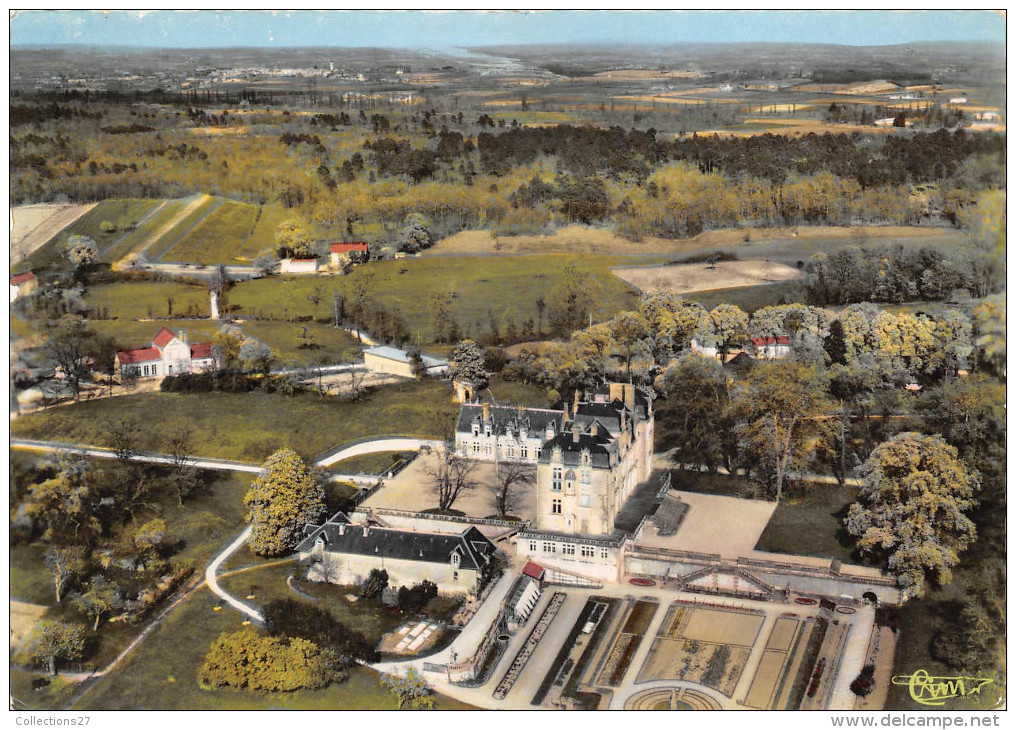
top-left (10, 270), bottom-right (38, 298)
top-left (330, 241), bottom-right (369, 267)
top-left (750, 335), bottom-right (792, 360)
top-left (116, 327), bottom-right (216, 380)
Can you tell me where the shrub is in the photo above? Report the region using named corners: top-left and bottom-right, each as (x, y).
top-left (200, 628), bottom-right (340, 691)
top-left (397, 580), bottom-right (438, 615)
top-left (850, 664), bottom-right (876, 697)
top-left (264, 599), bottom-right (380, 663)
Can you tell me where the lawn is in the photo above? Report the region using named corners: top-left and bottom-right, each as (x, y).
top-left (331, 450), bottom-right (412, 475)
top-left (85, 317), bottom-right (362, 367)
top-left (11, 379), bottom-right (459, 463)
top-left (87, 280), bottom-right (211, 320)
top-left (755, 482), bottom-right (861, 563)
top-left (10, 543), bottom-right (55, 605)
top-left (10, 670), bottom-right (80, 711)
top-left (71, 584), bottom-right (474, 710)
top-left (686, 281), bottom-right (809, 312)
top-left (228, 253), bottom-right (645, 344)
top-left (164, 200), bottom-right (261, 265)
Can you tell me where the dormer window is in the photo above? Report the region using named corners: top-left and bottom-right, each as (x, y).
top-left (451, 551), bottom-right (461, 567)
top-left (472, 423), bottom-right (479, 437)
top-left (581, 450), bottom-right (590, 466)
top-left (485, 424), bottom-right (492, 437)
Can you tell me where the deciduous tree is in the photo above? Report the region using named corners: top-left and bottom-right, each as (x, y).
top-left (846, 432), bottom-right (979, 599)
top-left (23, 619), bottom-right (87, 675)
top-left (449, 339), bottom-right (489, 390)
top-left (244, 449), bottom-right (326, 557)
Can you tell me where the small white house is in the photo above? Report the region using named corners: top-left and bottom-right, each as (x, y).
top-left (116, 327), bottom-right (215, 379)
top-left (750, 336), bottom-right (792, 360)
top-left (280, 257), bottom-right (319, 274)
top-left (690, 338), bottom-right (720, 359)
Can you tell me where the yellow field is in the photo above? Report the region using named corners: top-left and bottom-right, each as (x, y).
top-left (678, 608), bottom-right (765, 646)
top-left (187, 126), bottom-right (250, 136)
top-left (10, 203), bottom-right (97, 264)
top-left (615, 95), bottom-right (740, 106)
top-left (593, 69), bottom-right (701, 80)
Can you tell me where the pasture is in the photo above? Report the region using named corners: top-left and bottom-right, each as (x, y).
top-left (10, 203), bottom-right (96, 265)
top-left (228, 253), bottom-right (644, 344)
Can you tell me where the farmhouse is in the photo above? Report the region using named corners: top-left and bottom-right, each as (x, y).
top-left (455, 402), bottom-right (564, 463)
top-left (297, 512), bottom-right (497, 596)
top-left (10, 271), bottom-right (38, 299)
top-left (330, 241), bottom-right (369, 267)
top-left (279, 257), bottom-right (319, 274)
top-left (115, 327), bottom-right (215, 379)
top-left (750, 335), bottom-right (792, 360)
top-left (363, 345), bottom-right (449, 378)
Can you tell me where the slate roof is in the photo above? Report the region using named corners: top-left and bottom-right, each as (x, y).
top-left (455, 404), bottom-right (563, 436)
top-left (540, 427), bottom-right (617, 469)
top-left (296, 515), bottom-right (495, 571)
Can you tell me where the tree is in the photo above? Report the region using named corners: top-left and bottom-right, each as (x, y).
top-left (200, 628), bottom-right (338, 691)
top-left (164, 425), bottom-right (198, 505)
top-left (264, 599), bottom-right (379, 663)
top-left (360, 568), bottom-right (389, 600)
top-left (397, 580), bottom-right (438, 614)
top-left (427, 446), bottom-right (479, 512)
top-left (244, 449), bottom-right (326, 557)
top-left (71, 577), bottom-right (118, 631)
top-left (106, 414), bottom-right (141, 461)
top-left (65, 235), bottom-right (98, 268)
top-left (44, 314), bottom-right (94, 399)
top-left (430, 291), bottom-right (460, 344)
top-left (824, 319), bottom-right (848, 365)
top-left (380, 667), bottom-right (434, 710)
top-left (83, 333), bottom-right (120, 396)
top-left (654, 354), bottom-right (732, 473)
top-left (23, 620), bottom-right (87, 675)
top-left (449, 339), bottom-right (489, 390)
top-left (492, 457), bottom-right (535, 517)
top-left (45, 546), bottom-right (90, 604)
top-left (275, 218), bottom-right (311, 259)
top-left (846, 432), bottom-right (979, 599)
top-left (239, 337), bottom-right (274, 374)
top-left (212, 324), bottom-right (245, 372)
top-left (307, 283), bottom-right (326, 320)
top-left (733, 362), bottom-right (832, 501)
top-left (608, 310), bottom-right (650, 381)
top-left (397, 213), bottom-right (433, 253)
top-left (707, 304), bottom-right (749, 360)
top-left (25, 458), bottom-right (101, 544)
top-left (972, 293), bottom-right (1005, 377)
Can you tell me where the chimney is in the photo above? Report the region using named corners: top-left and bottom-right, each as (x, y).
top-left (610, 382), bottom-right (623, 403)
top-left (573, 389), bottom-right (580, 413)
top-left (590, 422), bottom-right (598, 437)
top-left (482, 403), bottom-right (490, 421)
top-left (572, 423), bottom-right (580, 443)
top-left (362, 526), bottom-right (369, 538)
top-left (338, 523), bottom-right (346, 535)
top-left (180, 329), bottom-right (188, 345)
top-left (624, 384), bottom-right (634, 411)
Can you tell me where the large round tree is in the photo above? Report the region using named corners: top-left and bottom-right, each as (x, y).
top-left (244, 449), bottom-right (325, 557)
top-left (846, 432), bottom-right (979, 599)
top-left (449, 339), bottom-right (489, 390)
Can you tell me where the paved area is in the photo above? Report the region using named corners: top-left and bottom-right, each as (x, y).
top-left (362, 448), bottom-right (538, 521)
top-left (635, 489), bottom-right (777, 558)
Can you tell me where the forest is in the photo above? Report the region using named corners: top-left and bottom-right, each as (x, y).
top-left (9, 99), bottom-right (1006, 249)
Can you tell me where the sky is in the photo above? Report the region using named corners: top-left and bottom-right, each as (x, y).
top-left (8, 10), bottom-right (1007, 49)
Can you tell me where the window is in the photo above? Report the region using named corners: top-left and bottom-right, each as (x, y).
top-left (562, 544), bottom-right (575, 556)
top-left (507, 445), bottom-right (515, 458)
top-left (521, 446), bottom-right (528, 459)
top-left (580, 471), bottom-right (591, 485)
top-left (552, 499), bottom-right (562, 515)
top-left (581, 546), bottom-right (595, 558)
top-left (542, 542), bottom-right (556, 554)
top-left (552, 467), bottom-right (562, 492)
top-left (472, 424), bottom-right (479, 436)
top-left (582, 451), bottom-right (590, 465)
top-left (600, 548), bottom-right (610, 560)
top-left (536, 448), bottom-right (542, 459)
top-left (472, 442), bottom-right (480, 454)
top-left (453, 571), bottom-right (459, 581)
top-left (579, 495), bottom-right (590, 508)
top-left (484, 444), bottom-right (492, 456)
top-left (485, 424), bottom-right (492, 437)
top-left (529, 541), bottom-right (537, 552)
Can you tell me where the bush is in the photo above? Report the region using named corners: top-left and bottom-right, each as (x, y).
top-left (483, 347), bottom-right (509, 373)
top-left (397, 580), bottom-right (438, 615)
top-left (360, 568), bottom-right (388, 600)
top-left (200, 628), bottom-right (341, 691)
top-left (850, 664), bottom-right (876, 697)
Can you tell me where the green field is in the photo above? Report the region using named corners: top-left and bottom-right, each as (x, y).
top-left (330, 450), bottom-right (412, 475)
top-left (87, 281), bottom-right (212, 320)
top-left (11, 379), bottom-right (460, 463)
top-left (100, 200), bottom-right (185, 263)
top-left (147, 196), bottom-right (220, 260)
top-left (229, 253), bottom-right (647, 344)
top-left (22, 199), bottom-right (164, 271)
top-left (84, 317), bottom-right (362, 367)
top-left (71, 584), bottom-right (473, 711)
top-left (246, 203), bottom-right (288, 257)
top-left (755, 483), bottom-right (860, 563)
top-left (165, 200), bottom-right (261, 264)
